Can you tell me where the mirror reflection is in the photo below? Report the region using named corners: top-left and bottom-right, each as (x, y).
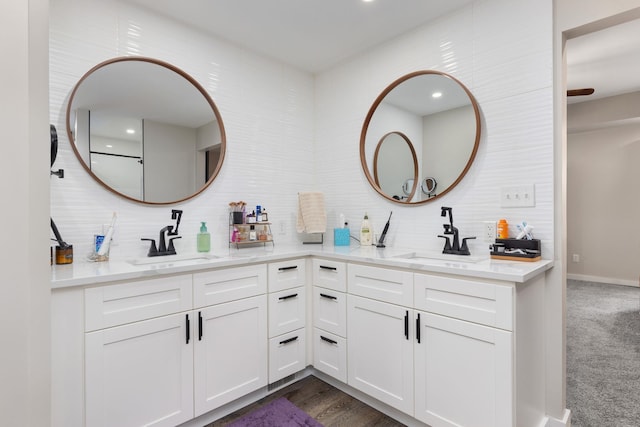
top-left (360, 70), bottom-right (480, 204)
top-left (66, 57), bottom-right (226, 204)
top-left (373, 131), bottom-right (418, 201)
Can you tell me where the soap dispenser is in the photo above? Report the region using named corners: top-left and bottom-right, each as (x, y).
top-left (360, 213), bottom-right (372, 246)
top-left (197, 222), bottom-right (210, 252)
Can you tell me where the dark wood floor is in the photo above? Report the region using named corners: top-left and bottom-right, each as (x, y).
top-left (207, 375), bottom-right (406, 427)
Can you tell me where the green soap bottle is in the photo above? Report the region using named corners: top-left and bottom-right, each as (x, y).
top-left (197, 222), bottom-right (210, 252)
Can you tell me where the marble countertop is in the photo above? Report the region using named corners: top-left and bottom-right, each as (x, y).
top-left (51, 244), bottom-right (553, 289)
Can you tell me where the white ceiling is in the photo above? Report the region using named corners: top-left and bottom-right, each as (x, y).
top-left (125, 0), bottom-right (475, 73)
top-left (123, 1), bottom-right (640, 101)
top-left (566, 18), bottom-right (640, 103)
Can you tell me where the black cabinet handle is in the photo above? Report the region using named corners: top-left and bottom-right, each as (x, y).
top-left (278, 293), bottom-right (298, 301)
top-left (320, 293), bottom-right (337, 300)
top-left (320, 335), bottom-right (337, 345)
top-left (185, 314), bottom-right (190, 344)
top-left (198, 312), bottom-right (203, 341)
top-left (278, 266), bottom-right (298, 271)
top-left (319, 265), bottom-right (337, 271)
top-left (279, 336), bottom-right (299, 345)
top-left (416, 313), bottom-right (421, 344)
top-left (404, 311), bottom-right (409, 340)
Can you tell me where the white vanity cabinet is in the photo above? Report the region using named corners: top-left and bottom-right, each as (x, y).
top-left (346, 264), bottom-right (414, 414)
top-left (312, 258), bottom-right (348, 382)
top-left (192, 265), bottom-right (268, 415)
top-left (267, 259), bottom-right (307, 383)
top-left (345, 264), bottom-right (519, 427)
top-left (53, 264), bottom-right (268, 427)
top-left (413, 273), bottom-right (514, 427)
top-left (84, 275), bottom-right (194, 427)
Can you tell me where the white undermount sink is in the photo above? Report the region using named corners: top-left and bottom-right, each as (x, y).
top-left (393, 251), bottom-right (484, 263)
top-left (127, 253), bottom-right (219, 266)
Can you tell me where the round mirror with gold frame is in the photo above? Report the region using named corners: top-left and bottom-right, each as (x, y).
top-left (360, 70), bottom-right (480, 204)
top-left (66, 57), bottom-right (226, 205)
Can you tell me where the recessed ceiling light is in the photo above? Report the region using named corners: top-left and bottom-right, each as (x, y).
top-left (362, 0), bottom-right (374, 3)
top-left (126, 129), bottom-right (135, 134)
top-left (432, 92), bottom-right (443, 98)
top-left (105, 144), bottom-right (113, 148)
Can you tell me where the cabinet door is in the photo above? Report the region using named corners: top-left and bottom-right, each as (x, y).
top-left (268, 286), bottom-right (306, 337)
top-left (312, 259), bottom-right (346, 292)
top-left (347, 263), bottom-right (413, 307)
top-left (268, 258), bottom-right (306, 292)
top-left (268, 328), bottom-right (306, 383)
top-left (85, 313), bottom-right (193, 427)
top-left (194, 295), bottom-right (268, 416)
top-left (414, 312), bottom-right (513, 427)
top-left (193, 264), bottom-right (267, 308)
top-left (347, 295), bottom-right (414, 415)
top-left (313, 328), bottom-right (347, 383)
top-left (313, 286), bottom-right (346, 337)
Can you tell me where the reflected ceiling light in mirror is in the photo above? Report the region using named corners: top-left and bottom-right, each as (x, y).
top-left (360, 70), bottom-right (481, 205)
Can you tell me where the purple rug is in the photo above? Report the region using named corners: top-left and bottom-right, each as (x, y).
top-left (227, 397), bottom-right (323, 427)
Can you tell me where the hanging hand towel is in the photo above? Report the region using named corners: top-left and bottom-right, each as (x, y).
top-left (296, 192), bottom-right (327, 234)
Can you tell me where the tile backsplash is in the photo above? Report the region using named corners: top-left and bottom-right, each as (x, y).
top-left (50, 0), bottom-right (554, 260)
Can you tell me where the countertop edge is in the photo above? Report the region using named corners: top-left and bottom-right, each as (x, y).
top-left (51, 246), bottom-right (554, 289)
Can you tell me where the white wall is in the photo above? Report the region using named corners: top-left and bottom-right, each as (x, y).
top-left (554, 3), bottom-right (640, 422)
top-left (316, 1), bottom-right (554, 255)
top-left (48, 0), bottom-right (570, 423)
top-left (567, 117), bottom-right (640, 286)
top-left (50, 0), bottom-right (315, 257)
top-left (0, 0), bottom-right (50, 426)
top-left (143, 120), bottom-right (197, 202)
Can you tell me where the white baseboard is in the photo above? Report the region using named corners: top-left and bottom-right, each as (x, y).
top-left (543, 409), bottom-right (571, 427)
top-left (567, 273), bottom-right (639, 288)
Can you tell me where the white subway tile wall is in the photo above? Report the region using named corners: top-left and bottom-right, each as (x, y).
top-left (50, 0), bottom-right (554, 259)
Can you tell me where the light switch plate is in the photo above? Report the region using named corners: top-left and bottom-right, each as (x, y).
top-left (500, 185), bottom-right (535, 208)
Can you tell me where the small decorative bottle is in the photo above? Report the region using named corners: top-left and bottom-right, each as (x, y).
top-left (497, 219), bottom-right (509, 239)
top-left (197, 222), bottom-right (211, 252)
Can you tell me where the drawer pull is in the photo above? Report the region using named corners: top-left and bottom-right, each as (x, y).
top-left (185, 314), bottom-right (190, 344)
top-left (198, 311), bottom-right (203, 341)
top-left (279, 336), bottom-right (299, 345)
top-left (278, 266), bottom-right (298, 271)
top-left (320, 335), bottom-right (337, 345)
top-left (278, 293), bottom-right (298, 301)
top-left (320, 293), bottom-right (337, 300)
top-left (319, 265), bottom-right (337, 271)
top-left (404, 311), bottom-right (409, 340)
top-left (416, 313), bottom-right (421, 344)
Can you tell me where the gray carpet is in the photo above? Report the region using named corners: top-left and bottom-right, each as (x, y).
top-left (567, 280), bottom-right (640, 427)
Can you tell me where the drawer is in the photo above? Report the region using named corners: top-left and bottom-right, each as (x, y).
top-left (268, 287), bottom-right (306, 337)
top-left (347, 264), bottom-right (413, 307)
top-left (414, 273), bottom-right (514, 330)
top-left (313, 328), bottom-right (347, 383)
top-left (268, 328), bottom-right (306, 383)
top-left (268, 258), bottom-right (306, 292)
top-left (312, 259), bottom-right (346, 292)
top-left (313, 286), bottom-right (346, 337)
top-left (193, 264), bottom-right (267, 308)
top-left (85, 274), bottom-right (192, 332)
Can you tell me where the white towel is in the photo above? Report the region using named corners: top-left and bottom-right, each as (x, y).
top-left (296, 192), bottom-right (327, 234)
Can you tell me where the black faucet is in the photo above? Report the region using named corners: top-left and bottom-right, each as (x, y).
top-left (438, 206), bottom-right (475, 255)
top-left (142, 210), bottom-right (183, 257)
